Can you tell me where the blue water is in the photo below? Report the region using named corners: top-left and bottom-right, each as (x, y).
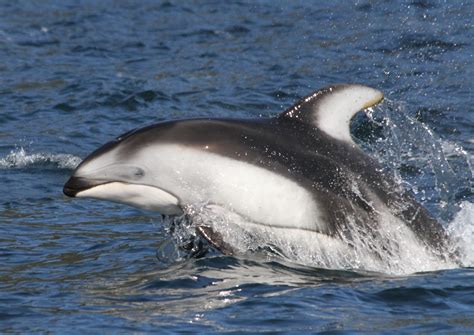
top-left (1, 0), bottom-right (473, 333)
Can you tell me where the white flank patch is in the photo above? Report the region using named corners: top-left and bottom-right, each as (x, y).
top-left (140, 144), bottom-right (326, 233)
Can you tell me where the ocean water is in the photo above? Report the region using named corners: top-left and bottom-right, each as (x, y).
top-left (0, 0), bottom-right (473, 333)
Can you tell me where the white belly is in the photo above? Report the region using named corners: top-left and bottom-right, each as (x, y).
top-left (141, 144), bottom-right (326, 233)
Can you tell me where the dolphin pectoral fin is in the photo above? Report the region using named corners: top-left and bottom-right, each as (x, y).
top-left (279, 84), bottom-right (384, 144)
top-left (196, 225), bottom-right (235, 255)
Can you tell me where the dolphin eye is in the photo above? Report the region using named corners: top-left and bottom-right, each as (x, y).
top-left (134, 168), bottom-right (145, 178)
top-left (116, 167), bottom-right (145, 181)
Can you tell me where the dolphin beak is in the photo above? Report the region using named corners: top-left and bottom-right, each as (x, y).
top-left (63, 176), bottom-right (109, 197)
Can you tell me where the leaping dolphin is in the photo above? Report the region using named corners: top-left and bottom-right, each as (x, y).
top-left (63, 84), bottom-right (452, 260)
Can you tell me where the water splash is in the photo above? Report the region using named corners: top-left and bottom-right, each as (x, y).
top-left (0, 147), bottom-right (81, 170)
top-left (448, 202), bottom-right (474, 267)
top-left (156, 213), bottom-right (216, 265)
top-left (361, 101), bottom-right (473, 269)
top-left (359, 100), bottom-right (472, 222)
top-left (173, 204), bottom-right (456, 275)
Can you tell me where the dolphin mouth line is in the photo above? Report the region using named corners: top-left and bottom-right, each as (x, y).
top-left (63, 176), bottom-right (111, 197)
top-left (63, 178), bottom-right (183, 215)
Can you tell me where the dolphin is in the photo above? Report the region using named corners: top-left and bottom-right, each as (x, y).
top-left (63, 84), bottom-right (451, 258)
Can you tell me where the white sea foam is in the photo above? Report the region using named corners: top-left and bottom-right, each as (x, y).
top-left (179, 203), bottom-right (457, 276)
top-left (365, 101), bottom-right (472, 221)
top-left (448, 202), bottom-right (474, 267)
top-left (0, 147), bottom-right (81, 170)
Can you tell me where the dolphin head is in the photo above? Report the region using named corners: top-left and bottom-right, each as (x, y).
top-left (63, 127), bottom-right (183, 215)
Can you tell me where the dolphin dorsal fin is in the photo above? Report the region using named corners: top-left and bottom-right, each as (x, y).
top-left (279, 84), bottom-right (384, 144)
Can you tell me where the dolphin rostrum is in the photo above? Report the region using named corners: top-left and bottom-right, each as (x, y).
top-left (63, 84), bottom-right (452, 261)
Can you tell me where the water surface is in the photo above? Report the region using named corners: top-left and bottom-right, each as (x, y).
top-left (0, 1), bottom-right (473, 333)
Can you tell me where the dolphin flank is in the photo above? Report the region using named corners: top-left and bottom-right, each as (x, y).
top-left (63, 84), bottom-right (453, 261)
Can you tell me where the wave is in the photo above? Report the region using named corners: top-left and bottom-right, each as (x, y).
top-left (0, 147), bottom-right (81, 170)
